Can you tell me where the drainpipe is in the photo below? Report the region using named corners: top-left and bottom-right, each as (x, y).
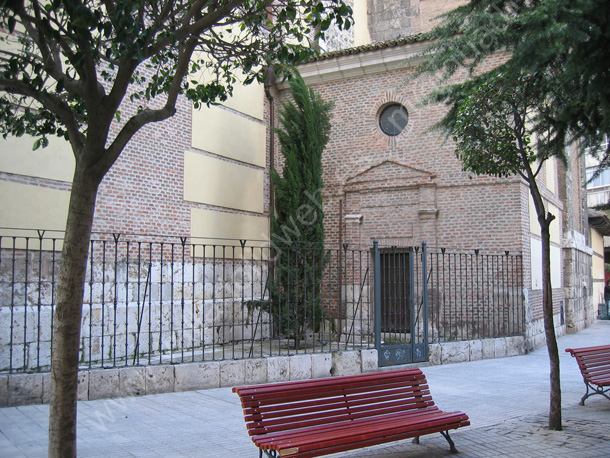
top-left (264, 65), bottom-right (276, 221)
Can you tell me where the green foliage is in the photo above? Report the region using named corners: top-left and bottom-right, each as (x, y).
top-left (452, 71), bottom-right (548, 179)
top-left (0, 0), bottom-right (352, 150)
top-left (268, 70), bottom-right (332, 345)
top-left (418, 0), bottom-right (610, 165)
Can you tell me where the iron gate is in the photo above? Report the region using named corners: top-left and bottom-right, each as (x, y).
top-left (374, 240), bottom-right (428, 366)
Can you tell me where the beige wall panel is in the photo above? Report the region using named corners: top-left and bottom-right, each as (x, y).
top-left (591, 229), bottom-right (606, 305)
top-left (592, 250), bottom-right (605, 281)
top-left (548, 203), bottom-right (560, 244)
top-left (0, 135), bottom-right (74, 182)
top-left (184, 152), bottom-right (264, 213)
top-left (591, 229), bottom-right (605, 257)
top-left (545, 158), bottom-right (557, 195)
top-left (188, 51), bottom-right (263, 120)
top-left (528, 195), bottom-right (541, 236)
top-left (528, 196), bottom-right (560, 243)
top-left (353, 0), bottom-right (371, 46)
top-left (190, 208), bottom-right (269, 258)
top-left (192, 106), bottom-right (266, 167)
top-left (222, 83), bottom-right (264, 120)
top-left (530, 238), bottom-right (562, 290)
top-left (0, 182), bottom-right (69, 249)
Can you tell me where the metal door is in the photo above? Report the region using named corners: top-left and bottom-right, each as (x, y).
top-left (374, 241), bottom-right (428, 366)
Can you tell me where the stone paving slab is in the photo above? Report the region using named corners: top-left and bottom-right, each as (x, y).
top-left (1, 320), bottom-right (609, 457)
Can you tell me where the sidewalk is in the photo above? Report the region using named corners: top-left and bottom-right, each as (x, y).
top-left (1, 320), bottom-right (609, 458)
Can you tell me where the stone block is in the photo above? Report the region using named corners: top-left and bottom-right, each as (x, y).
top-left (175, 362), bottom-right (220, 392)
top-left (77, 370), bottom-right (89, 401)
top-left (267, 356), bottom-right (289, 383)
top-left (469, 340), bottom-right (483, 362)
top-left (505, 336), bottom-right (525, 357)
top-left (0, 374), bottom-right (7, 407)
top-left (220, 360), bottom-right (246, 387)
top-left (441, 341), bottom-right (470, 364)
top-left (244, 358), bottom-right (268, 385)
top-left (361, 349), bottom-right (378, 373)
top-left (41, 373), bottom-right (51, 404)
top-left (494, 338), bottom-right (508, 358)
top-left (330, 350), bottom-right (360, 376)
top-left (289, 354), bottom-right (312, 381)
top-left (7, 373), bottom-right (43, 406)
top-left (119, 366), bottom-right (146, 397)
top-left (428, 344), bottom-right (442, 365)
top-left (481, 339), bottom-right (496, 359)
top-left (311, 353), bottom-right (332, 379)
top-left (145, 365), bottom-right (175, 395)
top-left (89, 368), bottom-right (121, 401)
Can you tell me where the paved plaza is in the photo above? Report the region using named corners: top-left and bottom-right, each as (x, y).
top-left (1, 320), bottom-right (609, 457)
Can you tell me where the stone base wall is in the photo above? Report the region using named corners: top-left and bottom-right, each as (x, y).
top-left (2, 331), bottom-right (541, 407)
top-left (525, 313), bottom-right (566, 352)
top-left (0, 349), bottom-right (378, 407)
top-left (429, 335), bottom-right (526, 365)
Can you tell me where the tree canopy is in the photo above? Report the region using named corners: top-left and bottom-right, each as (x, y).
top-left (418, 0), bottom-right (610, 164)
top-left (0, 2), bottom-right (352, 456)
top-left (0, 0), bottom-right (350, 160)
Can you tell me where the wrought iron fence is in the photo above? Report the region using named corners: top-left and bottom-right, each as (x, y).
top-left (0, 230), bottom-right (374, 373)
top-left (422, 246), bottom-right (525, 342)
top-left (0, 230), bottom-right (524, 374)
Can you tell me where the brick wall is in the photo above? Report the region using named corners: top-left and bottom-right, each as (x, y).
top-left (280, 61), bottom-right (528, 254)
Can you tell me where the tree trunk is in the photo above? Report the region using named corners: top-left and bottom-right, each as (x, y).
top-left (540, 220), bottom-right (562, 431)
top-left (48, 165), bottom-right (101, 458)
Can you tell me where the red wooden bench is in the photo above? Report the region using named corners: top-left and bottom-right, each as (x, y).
top-left (565, 345), bottom-right (610, 405)
top-left (233, 368), bottom-right (470, 458)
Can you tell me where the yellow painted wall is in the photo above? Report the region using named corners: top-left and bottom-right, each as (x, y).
top-left (545, 158), bottom-right (557, 195)
top-left (528, 196), bottom-right (560, 244)
top-left (530, 237), bottom-right (562, 290)
top-left (0, 182), bottom-right (70, 249)
top-left (591, 229), bottom-right (606, 305)
top-left (221, 83), bottom-right (264, 121)
top-left (184, 152), bottom-right (264, 213)
top-left (353, 0), bottom-right (372, 46)
top-left (191, 104), bottom-right (266, 167)
top-left (0, 135), bottom-right (74, 182)
top-left (190, 208), bottom-right (269, 258)
top-left (189, 70), bottom-right (268, 242)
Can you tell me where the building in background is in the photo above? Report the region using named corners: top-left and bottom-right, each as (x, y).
top-left (0, 0), bottom-right (597, 374)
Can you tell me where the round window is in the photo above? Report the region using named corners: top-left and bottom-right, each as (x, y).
top-left (378, 103), bottom-right (409, 136)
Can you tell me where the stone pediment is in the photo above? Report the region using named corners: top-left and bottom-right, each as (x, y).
top-left (344, 160), bottom-right (436, 192)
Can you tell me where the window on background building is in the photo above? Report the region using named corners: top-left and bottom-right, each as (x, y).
top-left (585, 137), bottom-right (610, 189)
top-left (586, 167), bottom-right (610, 189)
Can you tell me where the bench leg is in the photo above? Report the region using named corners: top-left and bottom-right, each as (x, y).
top-left (580, 381), bottom-right (610, 406)
top-left (440, 431), bottom-right (458, 454)
top-left (412, 436), bottom-right (420, 445)
top-left (260, 449), bottom-right (278, 458)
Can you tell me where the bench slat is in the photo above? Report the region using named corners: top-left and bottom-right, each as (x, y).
top-left (240, 383), bottom-right (431, 412)
top-left (245, 400), bottom-right (438, 436)
top-left (255, 409), bottom-right (469, 458)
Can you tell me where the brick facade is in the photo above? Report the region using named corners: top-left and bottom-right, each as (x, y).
top-left (282, 34), bottom-right (592, 347)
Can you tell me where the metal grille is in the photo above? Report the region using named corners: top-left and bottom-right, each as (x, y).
top-left (1, 230), bottom-right (523, 374)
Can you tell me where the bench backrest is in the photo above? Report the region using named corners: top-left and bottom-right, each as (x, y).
top-left (232, 369), bottom-right (434, 437)
top-left (566, 345), bottom-right (610, 384)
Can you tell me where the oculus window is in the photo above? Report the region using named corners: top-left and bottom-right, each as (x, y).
top-left (379, 103), bottom-right (408, 136)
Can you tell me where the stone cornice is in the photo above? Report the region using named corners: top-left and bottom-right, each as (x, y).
top-left (282, 40), bottom-right (431, 87)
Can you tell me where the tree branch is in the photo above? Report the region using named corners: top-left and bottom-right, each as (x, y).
top-left (0, 78), bottom-right (84, 157)
top-left (145, 0), bottom-right (249, 59)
